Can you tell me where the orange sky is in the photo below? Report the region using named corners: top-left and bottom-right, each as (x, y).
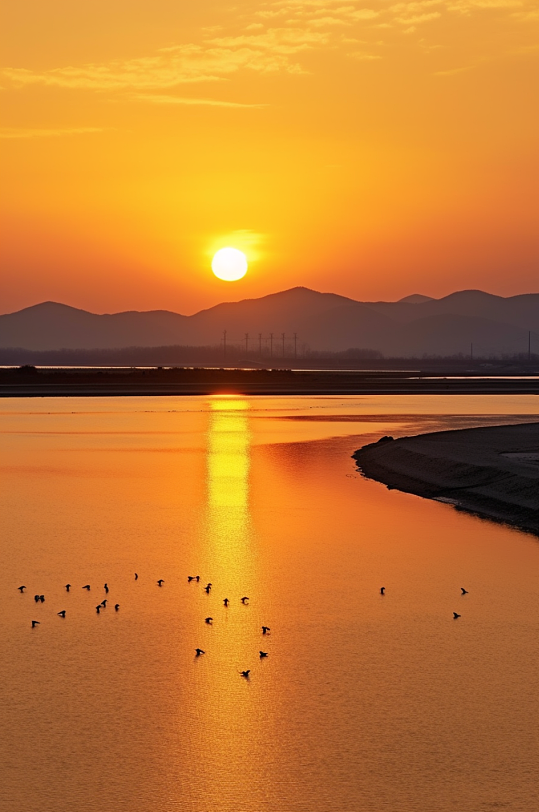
top-left (1, 0), bottom-right (538, 314)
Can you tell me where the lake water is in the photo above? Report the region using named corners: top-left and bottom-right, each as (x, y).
top-left (1, 395), bottom-right (538, 812)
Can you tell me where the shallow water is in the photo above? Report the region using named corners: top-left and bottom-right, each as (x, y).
top-left (1, 395), bottom-right (538, 812)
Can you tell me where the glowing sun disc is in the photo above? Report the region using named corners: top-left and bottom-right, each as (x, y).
top-left (212, 247), bottom-right (248, 281)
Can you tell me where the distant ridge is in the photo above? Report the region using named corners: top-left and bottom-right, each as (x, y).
top-left (1, 287), bottom-right (538, 357)
top-left (397, 294), bottom-right (434, 304)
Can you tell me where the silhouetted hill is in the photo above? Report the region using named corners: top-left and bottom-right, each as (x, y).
top-left (1, 287), bottom-right (538, 357)
top-left (0, 301), bottom-right (190, 351)
top-left (397, 294), bottom-right (434, 304)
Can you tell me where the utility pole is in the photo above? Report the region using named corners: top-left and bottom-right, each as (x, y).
top-left (223, 330), bottom-right (227, 361)
top-left (282, 332), bottom-right (285, 357)
top-left (293, 332), bottom-right (297, 361)
top-left (245, 333), bottom-right (249, 354)
top-left (269, 333), bottom-right (274, 359)
top-left (259, 333), bottom-right (262, 357)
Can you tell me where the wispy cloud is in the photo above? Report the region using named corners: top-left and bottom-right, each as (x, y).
top-left (1, 28), bottom-right (329, 92)
top-left (348, 50), bottom-right (382, 59)
top-left (1, 0), bottom-right (536, 101)
top-left (127, 94), bottom-right (267, 108)
top-left (0, 126), bottom-right (104, 139)
top-left (434, 64), bottom-right (475, 75)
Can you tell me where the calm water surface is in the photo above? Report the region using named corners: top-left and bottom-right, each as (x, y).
top-left (1, 395), bottom-right (538, 812)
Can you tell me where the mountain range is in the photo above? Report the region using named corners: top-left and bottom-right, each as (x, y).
top-left (1, 287), bottom-right (538, 357)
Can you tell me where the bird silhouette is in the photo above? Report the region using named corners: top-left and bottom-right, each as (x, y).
top-left (101, 600), bottom-right (107, 608)
top-left (205, 617), bottom-right (213, 624)
top-left (34, 595), bottom-right (40, 603)
top-left (204, 583), bottom-right (212, 593)
top-left (96, 605), bottom-right (101, 614)
top-left (18, 586), bottom-right (26, 593)
top-left (453, 612), bottom-right (461, 619)
top-left (259, 651), bottom-right (268, 658)
top-left (31, 620), bottom-right (40, 628)
top-left (380, 587), bottom-right (385, 595)
top-left (57, 610), bottom-right (66, 618)
top-left (39, 595), bottom-right (45, 603)
top-left (461, 588), bottom-right (469, 595)
top-left (134, 573), bottom-right (138, 580)
top-left (262, 626), bottom-right (270, 635)
top-left (195, 576), bottom-right (200, 582)
top-left (157, 579), bottom-right (165, 586)
top-left (82, 585), bottom-right (91, 591)
top-left (104, 583), bottom-right (109, 594)
top-left (65, 584), bottom-right (71, 592)
top-left (115, 604), bottom-right (120, 611)
top-left (241, 597), bottom-right (249, 604)
top-left (195, 648), bottom-right (205, 656)
top-left (188, 576), bottom-right (195, 582)
top-left (223, 598), bottom-right (229, 606)
top-left (240, 670), bottom-right (250, 678)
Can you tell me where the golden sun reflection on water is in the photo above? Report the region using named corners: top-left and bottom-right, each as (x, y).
top-left (206, 397), bottom-right (253, 588)
top-left (195, 398), bottom-right (274, 807)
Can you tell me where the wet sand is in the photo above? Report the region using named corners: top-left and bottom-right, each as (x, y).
top-left (353, 422), bottom-right (539, 536)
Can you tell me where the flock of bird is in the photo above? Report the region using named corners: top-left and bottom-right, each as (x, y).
top-left (20, 580), bottom-right (470, 635)
top-left (18, 574), bottom-right (277, 677)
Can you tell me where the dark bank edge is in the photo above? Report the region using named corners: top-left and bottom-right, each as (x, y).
top-left (353, 423), bottom-right (539, 537)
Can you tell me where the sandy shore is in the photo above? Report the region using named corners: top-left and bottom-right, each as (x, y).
top-left (353, 422), bottom-right (539, 536)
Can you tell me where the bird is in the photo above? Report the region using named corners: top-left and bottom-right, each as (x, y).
top-left (261, 626), bottom-right (270, 635)
top-left (114, 604), bottom-right (120, 611)
top-left (204, 583), bottom-right (212, 593)
top-left (18, 586), bottom-right (26, 593)
top-left (134, 573), bottom-right (138, 580)
top-left (380, 587), bottom-right (385, 595)
top-left (82, 585), bottom-right (91, 591)
top-left (461, 587), bottom-right (469, 595)
top-left (240, 670), bottom-right (250, 678)
top-left (157, 579), bottom-right (164, 586)
top-left (39, 595), bottom-right (45, 603)
top-left (101, 600), bottom-right (107, 608)
top-left (241, 597), bottom-right (249, 604)
top-left (57, 610), bottom-right (66, 618)
top-left (205, 617), bottom-right (213, 624)
top-left (188, 576), bottom-right (195, 582)
top-left (65, 584), bottom-right (71, 592)
top-left (104, 583), bottom-right (109, 594)
top-left (259, 651), bottom-right (268, 658)
top-left (195, 576), bottom-right (200, 582)
top-left (195, 648), bottom-right (205, 656)
top-left (223, 598), bottom-right (229, 606)
top-left (31, 620), bottom-right (40, 628)
top-left (453, 612), bottom-right (461, 619)
top-left (96, 605), bottom-right (101, 614)
top-left (34, 595), bottom-right (40, 603)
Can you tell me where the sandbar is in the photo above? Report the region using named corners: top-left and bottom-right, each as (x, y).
top-left (353, 422), bottom-right (539, 536)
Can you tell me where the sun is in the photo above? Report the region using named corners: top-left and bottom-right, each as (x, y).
top-left (211, 247), bottom-right (248, 281)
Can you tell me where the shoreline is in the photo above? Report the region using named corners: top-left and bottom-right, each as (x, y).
top-left (3, 367), bottom-right (539, 397)
top-left (353, 422), bottom-right (539, 536)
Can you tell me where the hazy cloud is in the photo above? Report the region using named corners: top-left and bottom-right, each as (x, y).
top-left (0, 126), bottom-right (104, 139)
top-left (434, 64), bottom-right (475, 74)
top-left (348, 50), bottom-right (382, 59)
top-left (1, 0), bottom-right (536, 99)
top-left (394, 11), bottom-right (442, 23)
top-left (1, 28), bottom-right (330, 92)
top-left (127, 94), bottom-right (267, 108)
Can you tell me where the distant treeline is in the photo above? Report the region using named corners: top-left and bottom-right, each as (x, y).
top-left (0, 345), bottom-right (384, 366)
top-left (0, 344), bottom-right (538, 369)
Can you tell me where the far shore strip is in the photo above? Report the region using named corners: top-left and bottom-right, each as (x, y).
top-left (353, 422), bottom-right (539, 536)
